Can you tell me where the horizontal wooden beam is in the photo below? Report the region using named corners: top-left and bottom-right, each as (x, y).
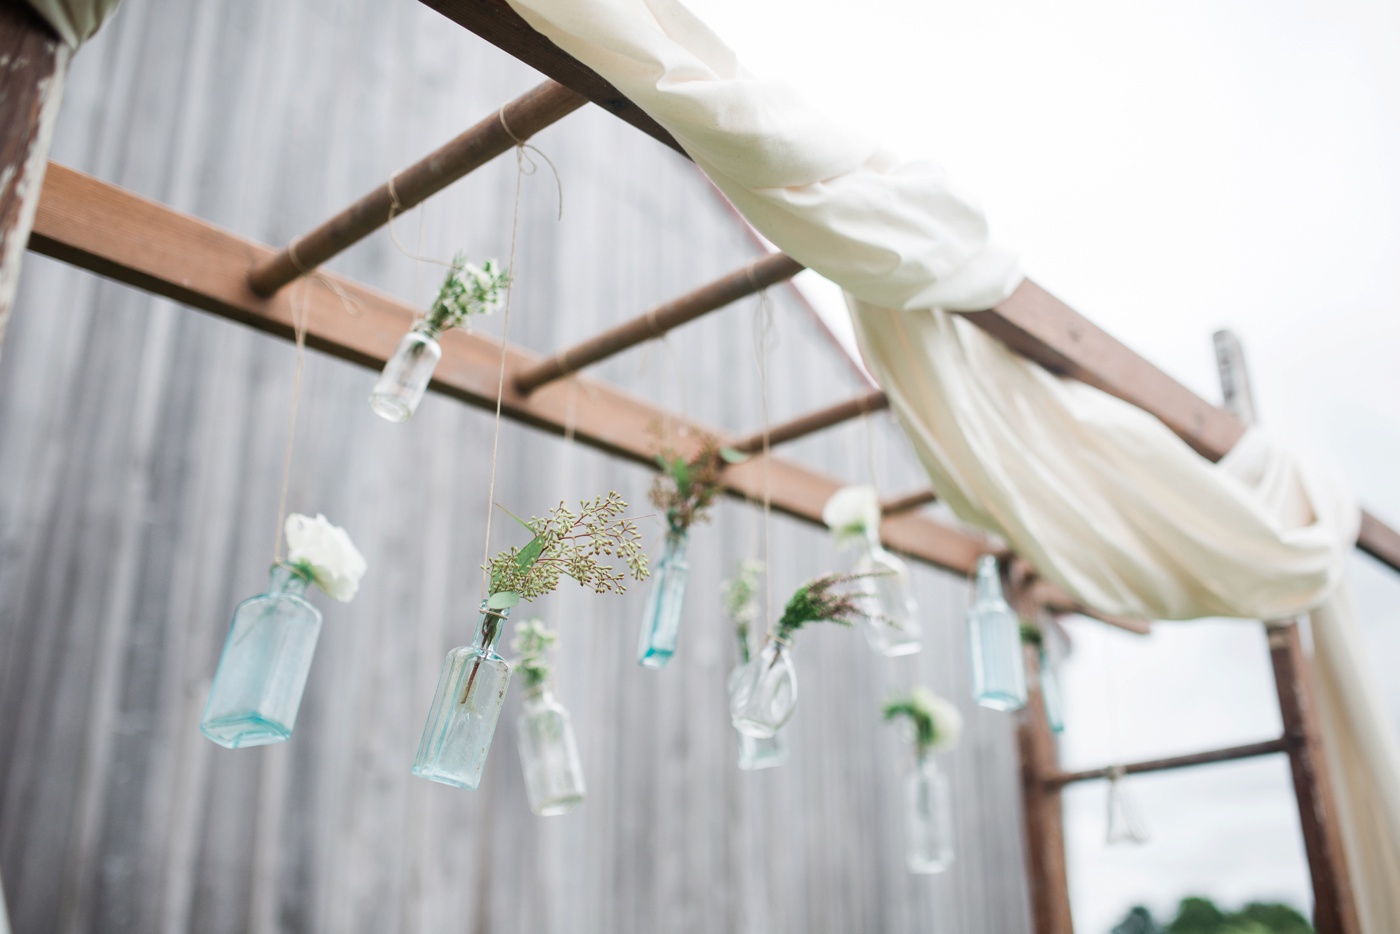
top-left (731, 390), bottom-right (888, 455)
top-left (1046, 737), bottom-right (1288, 787)
top-left (419, 0), bottom-right (684, 156)
top-left (249, 80), bottom-right (585, 296)
top-left (881, 488), bottom-right (937, 516)
top-left (515, 251), bottom-right (802, 395)
top-left (29, 162), bottom-right (987, 575)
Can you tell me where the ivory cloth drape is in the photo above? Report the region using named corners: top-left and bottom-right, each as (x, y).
top-left (22, 0), bottom-right (119, 46)
top-left (502, 0), bottom-right (1400, 923)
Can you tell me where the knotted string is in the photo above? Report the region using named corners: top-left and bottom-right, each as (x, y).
top-left (271, 281), bottom-right (312, 564)
top-left (284, 238), bottom-right (365, 318)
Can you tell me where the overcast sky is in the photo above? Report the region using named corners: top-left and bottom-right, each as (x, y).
top-left (683, 0), bottom-right (1400, 929)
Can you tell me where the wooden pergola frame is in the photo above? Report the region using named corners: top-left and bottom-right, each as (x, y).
top-left (2, 2), bottom-right (1397, 931)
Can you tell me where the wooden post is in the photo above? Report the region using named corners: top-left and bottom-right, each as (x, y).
top-left (1008, 564), bottom-right (1074, 934)
top-left (1267, 621), bottom-right (1361, 934)
top-left (0, 1), bottom-right (69, 358)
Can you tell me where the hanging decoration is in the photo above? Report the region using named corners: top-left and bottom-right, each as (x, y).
top-left (200, 513), bottom-right (367, 748)
top-left (730, 572), bottom-right (871, 737)
top-left (722, 560), bottom-right (787, 770)
top-left (967, 554), bottom-right (1028, 712)
top-left (413, 494), bottom-right (646, 790)
top-left (636, 436), bottom-right (738, 669)
top-left (369, 255), bottom-right (509, 422)
top-left (1020, 622), bottom-right (1065, 734)
top-left (883, 687), bottom-right (963, 874)
top-left (1105, 765), bottom-right (1151, 845)
top-left (822, 485), bottom-right (922, 657)
top-left (511, 619), bottom-right (587, 816)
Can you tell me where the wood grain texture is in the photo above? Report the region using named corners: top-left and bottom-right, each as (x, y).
top-left (0, 2), bottom-right (1031, 932)
top-left (0, 0), bottom-right (68, 358)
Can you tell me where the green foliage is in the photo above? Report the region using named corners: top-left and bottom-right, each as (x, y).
top-left (649, 435), bottom-right (727, 533)
top-left (1019, 621), bottom-right (1044, 647)
top-left (484, 492), bottom-right (648, 603)
top-left (1110, 898), bottom-right (1312, 934)
top-left (721, 560), bottom-right (764, 663)
top-left (511, 619), bottom-right (557, 691)
top-left (424, 255), bottom-right (509, 331)
top-left (882, 686), bottom-right (944, 756)
top-left (776, 571), bottom-right (882, 642)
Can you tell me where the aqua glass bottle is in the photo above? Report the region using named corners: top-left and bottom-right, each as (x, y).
top-left (847, 533), bottom-right (922, 657)
top-left (729, 640), bottom-right (797, 738)
top-left (516, 684), bottom-right (587, 816)
top-left (967, 555), bottom-right (1027, 711)
top-left (1040, 648), bottom-right (1065, 733)
top-left (370, 321), bottom-right (442, 422)
top-left (636, 529), bottom-right (689, 669)
top-left (412, 602), bottom-right (513, 789)
top-left (200, 564), bottom-right (322, 748)
top-left (905, 751), bottom-right (954, 873)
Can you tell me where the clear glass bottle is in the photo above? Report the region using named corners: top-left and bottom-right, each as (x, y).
top-left (636, 529), bottom-right (689, 669)
top-left (847, 533), bottom-right (922, 656)
top-left (905, 751), bottom-right (954, 873)
top-left (967, 555), bottom-right (1027, 712)
top-left (737, 729), bottom-right (788, 771)
top-left (516, 685), bottom-right (586, 816)
top-left (200, 564), bottom-right (323, 749)
top-left (412, 602), bottom-right (512, 789)
top-left (370, 321), bottom-right (442, 422)
top-left (729, 640), bottom-right (797, 738)
top-left (1039, 648), bottom-right (1065, 734)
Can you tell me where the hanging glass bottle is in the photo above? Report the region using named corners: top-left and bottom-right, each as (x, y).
top-left (636, 529), bottom-right (690, 669)
top-left (847, 532), bottom-right (922, 657)
top-left (1105, 766), bottom-right (1151, 845)
top-left (905, 751), bottom-right (955, 873)
top-left (412, 602), bottom-right (513, 789)
top-left (737, 729), bottom-right (787, 770)
top-left (200, 564), bottom-right (323, 748)
top-left (369, 321), bottom-right (442, 422)
top-left (729, 639), bottom-right (797, 738)
top-left (517, 684), bottom-right (586, 816)
top-left (967, 554), bottom-right (1027, 712)
top-left (1040, 648), bottom-right (1065, 733)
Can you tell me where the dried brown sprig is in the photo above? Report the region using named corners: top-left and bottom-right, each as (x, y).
top-left (649, 434), bottom-right (744, 534)
top-left (484, 492), bottom-right (649, 604)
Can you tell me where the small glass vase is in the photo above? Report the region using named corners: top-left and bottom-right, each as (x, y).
top-left (967, 555), bottom-right (1027, 712)
top-left (370, 321), bottom-right (442, 422)
top-left (847, 533), bottom-right (922, 657)
top-left (1039, 648), bottom-right (1065, 734)
top-left (905, 752), bottom-right (954, 874)
top-left (637, 530), bottom-right (689, 669)
top-left (412, 602), bottom-right (512, 790)
top-left (517, 685), bottom-right (586, 816)
top-left (728, 661), bottom-right (788, 770)
top-left (729, 640), bottom-right (797, 738)
top-left (200, 565), bottom-right (323, 749)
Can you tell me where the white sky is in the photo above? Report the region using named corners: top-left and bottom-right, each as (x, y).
top-left (683, 0), bottom-right (1400, 929)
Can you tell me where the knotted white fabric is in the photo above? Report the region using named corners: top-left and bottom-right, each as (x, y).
top-left (503, 0), bottom-right (1400, 922)
top-left (23, 0), bottom-right (120, 47)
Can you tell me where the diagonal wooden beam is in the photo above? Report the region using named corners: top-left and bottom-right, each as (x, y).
top-left (730, 390), bottom-right (888, 455)
top-left (514, 252), bottom-right (802, 395)
top-left (249, 79), bottom-right (585, 296)
top-left (1046, 737), bottom-right (1289, 787)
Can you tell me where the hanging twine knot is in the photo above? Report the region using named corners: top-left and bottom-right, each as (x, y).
top-left (283, 237), bottom-right (365, 318)
top-left (498, 104), bottom-right (564, 221)
top-left (1106, 764), bottom-right (1127, 782)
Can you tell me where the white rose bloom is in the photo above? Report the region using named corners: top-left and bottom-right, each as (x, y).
top-left (922, 690), bottom-right (964, 752)
top-left (285, 513), bottom-right (367, 603)
top-left (821, 484), bottom-right (881, 541)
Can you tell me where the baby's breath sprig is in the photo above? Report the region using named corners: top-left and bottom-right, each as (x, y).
top-left (721, 560), bottom-right (764, 663)
top-left (424, 254), bottom-right (510, 332)
top-left (775, 571), bottom-right (890, 643)
top-left (484, 492), bottom-right (649, 607)
top-left (511, 619), bottom-right (557, 691)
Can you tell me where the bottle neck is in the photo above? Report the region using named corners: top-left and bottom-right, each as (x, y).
top-left (840, 527), bottom-right (880, 556)
top-left (268, 563), bottom-right (312, 598)
top-left (663, 528), bottom-right (688, 557)
top-left (414, 316), bottom-right (445, 340)
top-left (973, 555), bottom-right (1004, 604)
top-left (473, 603), bottom-right (511, 653)
top-left (522, 682), bottom-right (555, 706)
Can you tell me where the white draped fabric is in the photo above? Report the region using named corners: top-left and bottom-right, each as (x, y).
top-left (23, 0), bottom-right (120, 47)
top-left (508, 0), bottom-right (1400, 923)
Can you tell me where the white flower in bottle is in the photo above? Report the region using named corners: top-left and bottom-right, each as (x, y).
top-left (822, 484), bottom-right (881, 543)
top-left (920, 689), bottom-right (964, 751)
top-left (284, 513), bottom-right (367, 602)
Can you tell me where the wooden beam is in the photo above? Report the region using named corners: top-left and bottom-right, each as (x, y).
top-left (29, 162), bottom-right (988, 576)
top-left (418, 0), bottom-right (684, 156)
top-left (0, 2), bottom-right (68, 358)
top-left (730, 390), bottom-right (888, 455)
top-left (880, 489), bottom-right (937, 516)
top-left (514, 252), bottom-right (802, 395)
top-left (248, 79), bottom-right (585, 296)
top-left (1268, 621), bottom-right (1361, 934)
top-left (1046, 738), bottom-right (1288, 787)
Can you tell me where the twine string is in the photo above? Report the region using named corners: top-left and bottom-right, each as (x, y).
top-left (752, 289), bottom-right (776, 634)
top-left (284, 238), bottom-right (365, 318)
top-left (271, 281), bottom-right (312, 564)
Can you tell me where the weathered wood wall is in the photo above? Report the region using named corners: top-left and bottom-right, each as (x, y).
top-left (0, 1), bottom-right (1031, 931)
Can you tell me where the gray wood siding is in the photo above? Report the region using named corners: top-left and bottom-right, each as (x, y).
top-left (0, 1), bottom-right (1032, 931)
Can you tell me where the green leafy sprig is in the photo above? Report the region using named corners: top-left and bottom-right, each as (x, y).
top-left (484, 492), bottom-right (648, 608)
top-left (1019, 621), bottom-right (1044, 647)
top-left (424, 254), bottom-right (510, 332)
top-left (883, 686), bottom-right (962, 756)
top-left (775, 571), bottom-right (886, 642)
top-left (721, 559), bottom-right (764, 663)
top-left (649, 435), bottom-right (746, 534)
top-left (511, 619), bottom-right (557, 691)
